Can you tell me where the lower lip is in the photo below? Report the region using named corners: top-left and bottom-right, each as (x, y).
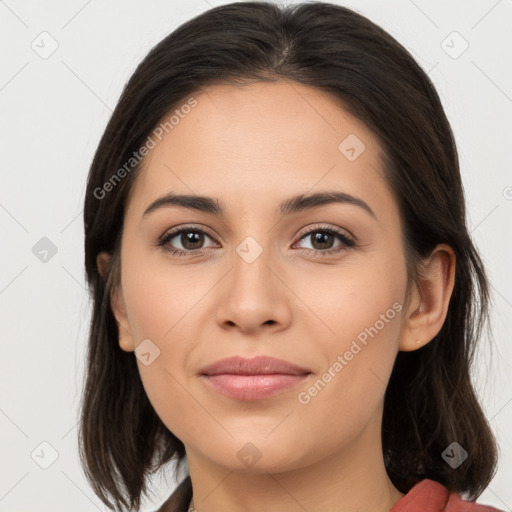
top-left (201, 373), bottom-right (310, 400)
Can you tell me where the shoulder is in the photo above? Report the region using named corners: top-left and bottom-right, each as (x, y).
top-left (391, 479), bottom-right (504, 512)
top-left (153, 475), bottom-right (192, 512)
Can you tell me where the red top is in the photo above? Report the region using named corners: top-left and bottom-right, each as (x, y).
top-left (391, 479), bottom-right (503, 512)
top-left (154, 476), bottom-right (505, 512)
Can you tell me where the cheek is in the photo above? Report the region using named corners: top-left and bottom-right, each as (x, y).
top-left (120, 257), bottom-right (202, 431)
top-left (122, 249), bottom-right (212, 342)
top-left (119, 249), bottom-right (220, 411)
top-left (288, 282), bottom-right (403, 462)
top-left (290, 251), bottom-right (406, 405)
top-left (292, 250), bottom-right (405, 349)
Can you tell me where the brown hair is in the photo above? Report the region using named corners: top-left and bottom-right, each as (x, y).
top-left (79, 2), bottom-right (499, 511)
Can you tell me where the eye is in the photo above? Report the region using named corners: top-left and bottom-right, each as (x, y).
top-left (293, 224), bottom-right (356, 256)
top-left (156, 223), bottom-right (356, 257)
top-left (157, 226), bottom-right (218, 256)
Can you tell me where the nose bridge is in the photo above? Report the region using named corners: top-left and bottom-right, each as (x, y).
top-left (213, 228), bottom-right (291, 331)
top-left (228, 202), bottom-right (276, 271)
top-left (231, 232), bottom-right (274, 293)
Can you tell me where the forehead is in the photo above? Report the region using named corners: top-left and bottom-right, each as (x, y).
top-left (125, 80), bottom-right (396, 224)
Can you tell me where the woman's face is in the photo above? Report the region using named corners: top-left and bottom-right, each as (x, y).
top-left (108, 81), bottom-right (415, 473)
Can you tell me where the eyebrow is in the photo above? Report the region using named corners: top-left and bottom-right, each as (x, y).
top-left (142, 190), bottom-right (376, 220)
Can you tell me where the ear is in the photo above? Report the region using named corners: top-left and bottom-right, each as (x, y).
top-left (399, 243), bottom-right (456, 352)
top-left (96, 251), bottom-right (135, 352)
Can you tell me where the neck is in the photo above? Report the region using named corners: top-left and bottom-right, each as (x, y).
top-left (184, 408), bottom-right (405, 512)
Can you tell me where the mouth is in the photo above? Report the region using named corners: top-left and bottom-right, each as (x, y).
top-left (198, 355), bottom-right (312, 401)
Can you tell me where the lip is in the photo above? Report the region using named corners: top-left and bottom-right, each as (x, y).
top-left (198, 356), bottom-right (312, 400)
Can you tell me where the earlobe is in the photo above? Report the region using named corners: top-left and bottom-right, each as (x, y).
top-left (96, 251), bottom-right (135, 352)
top-left (117, 322), bottom-right (135, 352)
top-left (111, 285), bottom-right (135, 353)
top-left (399, 244), bottom-right (456, 352)
top-left (96, 251), bottom-right (111, 280)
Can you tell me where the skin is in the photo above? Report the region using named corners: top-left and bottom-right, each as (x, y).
top-left (98, 80), bottom-right (455, 512)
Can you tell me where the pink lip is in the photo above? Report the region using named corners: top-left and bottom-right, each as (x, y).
top-left (198, 356), bottom-right (312, 400)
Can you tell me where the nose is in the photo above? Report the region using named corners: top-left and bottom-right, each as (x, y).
top-left (214, 238), bottom-right (292, 335)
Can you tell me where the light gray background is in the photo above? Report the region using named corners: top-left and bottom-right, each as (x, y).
top-left (1, 0), bottom-right (511, 510)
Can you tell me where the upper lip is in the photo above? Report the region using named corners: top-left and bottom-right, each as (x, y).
top-left (198, 356), bottom-right (311, 376)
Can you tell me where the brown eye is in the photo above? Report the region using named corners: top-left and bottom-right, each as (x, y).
top-left (158, 227), bottom-right (218, 255)
top-left (309, 231), bottom-right (336, 250)
top-left (294, 226), bottom-right (355, 256)
top-left (178, 230), bottom-right (205, 250)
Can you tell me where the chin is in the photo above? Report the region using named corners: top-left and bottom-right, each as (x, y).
top-left (191, 434), bottom-right (324, 475)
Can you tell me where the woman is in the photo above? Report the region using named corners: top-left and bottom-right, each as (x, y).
top-left (79, 2), bottom-right (503, 511)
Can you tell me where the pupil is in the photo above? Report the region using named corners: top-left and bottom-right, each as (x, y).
top-left (182, 231), bottom-right (203, 250)
top-left (313, 232), bottom-right (333, 250)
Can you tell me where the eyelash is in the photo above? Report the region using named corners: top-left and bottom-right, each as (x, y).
top-left (156, 224), bottom-right (356, 258)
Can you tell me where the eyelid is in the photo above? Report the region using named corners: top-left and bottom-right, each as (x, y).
top-left (159, 223), bottom-right (218, 240)
top-left (157, 224), bottom-right (220, 247)
top-left (295, 223), bottom-right (356, 243)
